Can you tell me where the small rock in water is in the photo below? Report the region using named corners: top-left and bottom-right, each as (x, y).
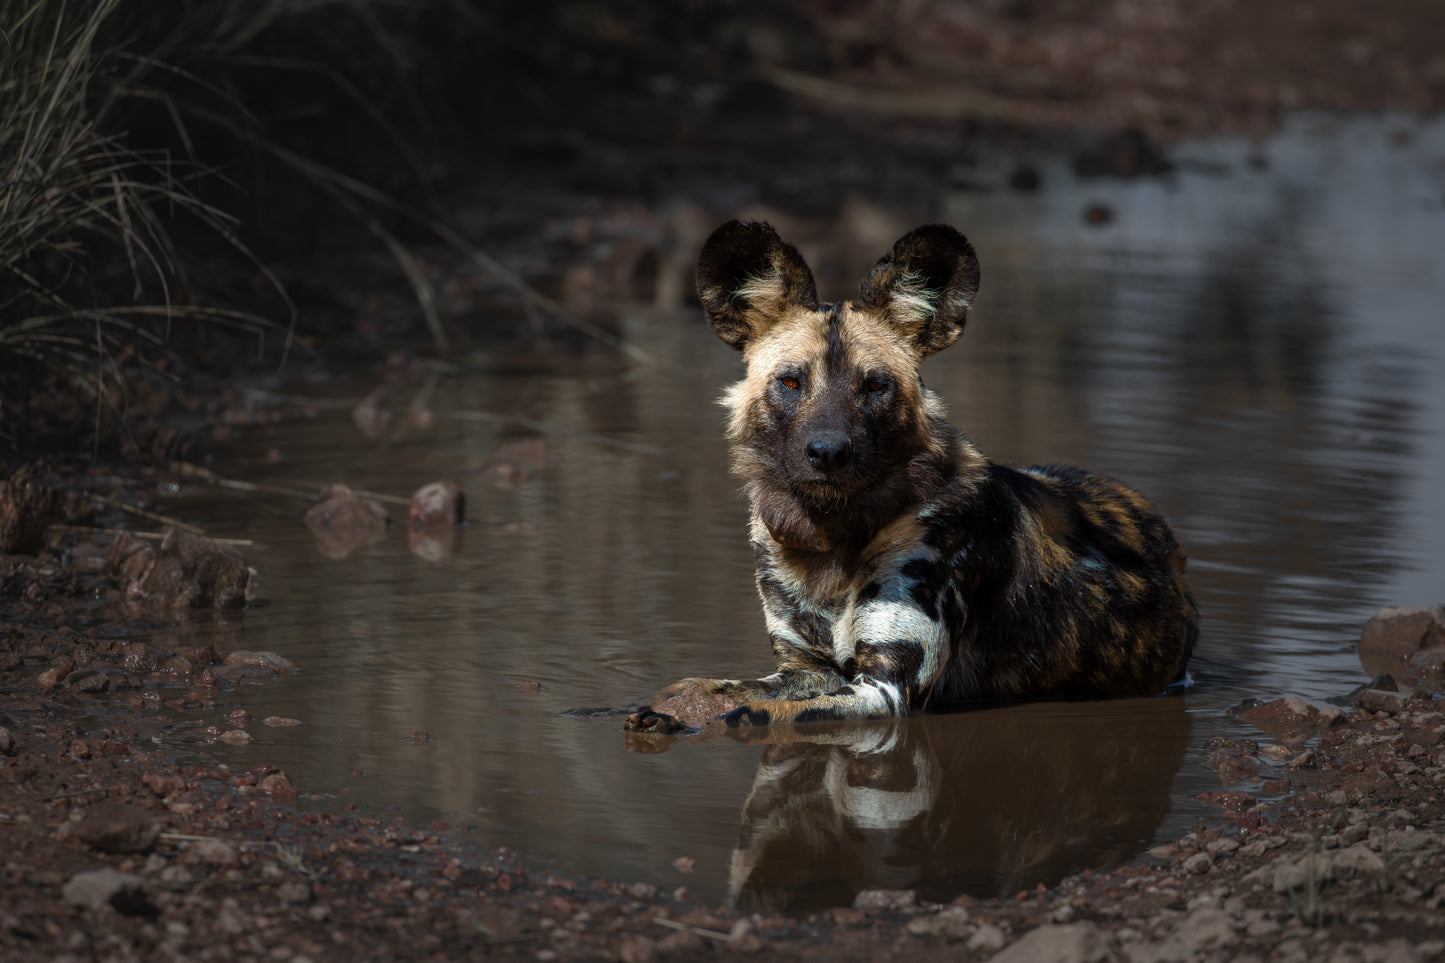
top-left (409, 480), bottom-right (465, 526)
top-left (262, 716), bottom-right (303, 727)
top-left (1358, 605), bottom-right (1445, 682)
top-left (1235, 696), bottom-right (1345, 739)
top-left (352, 387), bottom-right (394, 440)
top-left (304, 484), bottom-right (389, 560)
top-left (256, 771), bottom-right (299, 801)
top-left (217, 729), bottom-right (252, 745)
top-left (408, 480), bottom-right (466, 563)
top-left (1407, 645), bottom-right (1445, 682)
top-left (1356, 688), bottom-right (1411, 714)
top-left (105, 529), bottom-right (251, 609)
top-left (222, 650), bottom-right (296, 673)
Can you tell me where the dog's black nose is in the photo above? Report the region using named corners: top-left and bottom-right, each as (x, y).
top-left (804, 432), bottom-right (852, 472)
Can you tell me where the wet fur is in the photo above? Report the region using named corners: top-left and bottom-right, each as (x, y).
top-left (633, 220), bottom-right (1198, 729)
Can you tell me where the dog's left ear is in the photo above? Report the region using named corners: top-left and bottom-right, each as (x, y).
top-left (859, 225), bottom-right (980, 357)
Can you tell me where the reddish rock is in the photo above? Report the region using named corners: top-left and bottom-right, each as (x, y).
top-left (1236, 696), bottom-right (1345, 739)
top-left (184, 839), bottom-right (240, 867)
top-left (1355, 687), bottom-right (1411, 714)
top-left (1406, 645), bottom-right (1445, 682)
top-left (222, 650), bottom-right (296, 673)
top-left (60, 802), bottom-right (160, 854)
top-left (409, 480), bottom-right (465, 526)
top-left (1358, 605), bottom-right (1445, 682)
top-left (304, 484), bottom-right (388, 559)
top-left (37, 659), bottom-right (74, 689)
top-left (256, 771), bottom-right (299, 801)
top-left (105, 529), bottom-right (251, 609)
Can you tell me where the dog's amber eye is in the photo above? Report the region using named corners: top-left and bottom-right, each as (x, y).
top-left (864, 376), bottom-right (892, 394)
top-left (778, 375), bottom-right (802, 391)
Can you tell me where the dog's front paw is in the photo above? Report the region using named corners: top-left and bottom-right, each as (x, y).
top-left (623, 707), bottom-right (688, 734)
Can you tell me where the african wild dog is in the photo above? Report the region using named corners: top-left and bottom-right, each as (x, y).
top-left (627, 220), bottom-right (1198, 730)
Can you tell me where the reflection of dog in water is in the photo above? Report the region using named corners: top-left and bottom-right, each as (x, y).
top-left (628, 220), bottom-right (1198, 732)
top-left (720, 700), bottom-right (1192, 913)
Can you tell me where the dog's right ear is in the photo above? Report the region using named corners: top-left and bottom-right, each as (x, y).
top-left (696, 220), bottom-right (818, 351)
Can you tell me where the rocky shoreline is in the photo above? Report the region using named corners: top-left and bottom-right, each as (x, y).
top-left (4, 501), bottom-right (1445, 961)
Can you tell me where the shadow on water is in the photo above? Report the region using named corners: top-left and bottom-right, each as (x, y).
top-left (716, 698), bottom-right (1190, 912)
top-left (146, 113), bottom-right (1445, 912)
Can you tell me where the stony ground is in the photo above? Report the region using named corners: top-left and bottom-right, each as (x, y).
top-left (4, 482), bottom-right (1445, 962)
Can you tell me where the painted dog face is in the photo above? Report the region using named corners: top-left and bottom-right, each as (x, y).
top-left (696, 220), bottom-right (980, 551)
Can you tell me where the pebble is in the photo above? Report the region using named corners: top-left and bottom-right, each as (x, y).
top-left (853, 888), bottom-right (916, 911)
top-left (62, 868), bottom-right (151, 914)
top-left (256, 771), bottom-right (299, 801)
top-left (905, 906), bottom-right (972, 939)
top-left (184, 839), bottom-right (240, 867)
top-left (1238, 696), bottom-right (1346, 739)
top-left (990, 923), bottom-right (1110, 963)
top-left (0, 726), bottom-right (14, 754)
top-left (409, 480), bottom-right (466, 526)
top-left (1358, 688), bottom-right (1412, 714)
top-left (967, 923), bottom-right (1007, 953)
top-left (60, 802), bottom-right (160, 854)
top-left (727, 918), bottom-right (764, 951)
top-left (223, 650), bottom-right (296, 673)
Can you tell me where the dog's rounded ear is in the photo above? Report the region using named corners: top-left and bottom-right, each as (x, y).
top-left (859, 225), bottom-right (980, 357)
top-left (696, 220), bottom-right (819, 351)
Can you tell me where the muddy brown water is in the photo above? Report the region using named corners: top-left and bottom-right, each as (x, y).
top-left (133, 114), bottom-right (1444, 912)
